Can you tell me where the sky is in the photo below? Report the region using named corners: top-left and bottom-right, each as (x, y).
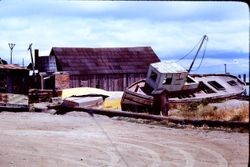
top-left (0, 0), bottom-right (249, 75)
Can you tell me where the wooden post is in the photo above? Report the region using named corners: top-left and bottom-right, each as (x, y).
top-left (160, 91), bottom-right (169, 116)
top-left (152, 94), bottom-right (161, 115)
top-left (40, 75), bottom-right (44, 90)
top-left (243, 74), bottom-right (246, 83)
top-left (152, 89), bottom-right (169, 116)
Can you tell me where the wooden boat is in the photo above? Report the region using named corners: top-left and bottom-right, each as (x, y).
top-left (62, 96), bottom-right (105, 109)
top-left (59, 87), bottom-right (110, 109)
top-left (121, 63), bottom-right (246, 114)
top-left (121, 35), bottom-right (246, 114)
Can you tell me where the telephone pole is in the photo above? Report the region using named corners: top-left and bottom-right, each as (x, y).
top-left (8, 43), bottom-right (16, 64)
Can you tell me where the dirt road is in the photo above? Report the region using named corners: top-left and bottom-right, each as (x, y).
top-left (0, 111), bottom-right (248, 167)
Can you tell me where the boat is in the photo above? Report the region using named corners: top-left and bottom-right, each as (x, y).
top-left (121, 62), bottom-right (245, 114)
top-left (121, 36), bottom-right (246, 115)
top-left (59, 87), bottom-right (109, 109)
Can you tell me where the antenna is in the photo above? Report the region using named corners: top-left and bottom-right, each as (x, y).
top-left (8, 43), bottom-right (16, 64)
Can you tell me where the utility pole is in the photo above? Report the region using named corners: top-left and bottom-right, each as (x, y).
top-left (8, 43), bottom-right (16, 64)
top-left (22, 58), bottom-right (24, 68)
top-left (28, 43), bottom-right (35, 76)
top-left (224, 64), bottom-right (227, 74)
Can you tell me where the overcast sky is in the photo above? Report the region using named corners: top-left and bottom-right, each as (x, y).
top-left (0, 1), bottom-right (249, 75)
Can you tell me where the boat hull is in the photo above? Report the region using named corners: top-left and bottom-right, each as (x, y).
top-left (121, 74), bottom-right (246, 113)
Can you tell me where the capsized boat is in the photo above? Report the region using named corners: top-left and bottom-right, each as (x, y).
top-left (58, 87), bottom-right (109, 109)
top-left (121, 61), bottom-right (246, 114)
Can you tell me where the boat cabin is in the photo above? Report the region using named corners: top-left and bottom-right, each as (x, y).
top-left (145, 61), bottom-right (199, 92)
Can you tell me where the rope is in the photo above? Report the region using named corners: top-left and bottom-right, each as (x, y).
top-left (175, 36), bottom-right (204, 63)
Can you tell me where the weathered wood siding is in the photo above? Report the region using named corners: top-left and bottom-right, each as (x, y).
top-left (0, 70), bottom-right (29, 94)
top-left (70, 73), bottom-right (146, 91)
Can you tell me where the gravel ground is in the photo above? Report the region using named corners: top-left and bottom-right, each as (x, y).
top-left (0, 111), bottom-right (248, 167)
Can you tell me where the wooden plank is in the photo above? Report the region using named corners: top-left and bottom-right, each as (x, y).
top-left (52, 106), bottom-right (249, 129)
top-left (123, 93), bottom-right (153, 105)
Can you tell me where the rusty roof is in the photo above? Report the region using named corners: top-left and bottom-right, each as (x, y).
top-left (0, 64), bottom-right (28, 70)
top-left (50, 46), bottom-right (160, 75)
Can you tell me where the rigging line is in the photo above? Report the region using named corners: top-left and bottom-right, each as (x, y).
top-left (191, 37), bottom-right (208, 72)
top-left (90, 115), bottom-right (130, 167)
top-left (175, 36), bottom-right (204, 63)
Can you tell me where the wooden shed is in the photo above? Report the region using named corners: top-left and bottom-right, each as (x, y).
top-left (36, 47), bottom-right (160, 91)
top-left (0, 64), bottom-right (29, 94)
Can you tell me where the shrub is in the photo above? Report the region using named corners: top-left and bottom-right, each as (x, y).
top-left (170, 103), bottom-right (249, 122)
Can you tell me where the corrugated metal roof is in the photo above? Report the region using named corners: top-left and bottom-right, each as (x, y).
top-left (0, 64), bottom-right (28, 70)
top-left (151, 61), bottom-right (187, 73)
top-left (50, 46), bottom-right (160, 74)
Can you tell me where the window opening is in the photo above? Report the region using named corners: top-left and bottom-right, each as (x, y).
top-left (150, 71), bottom-right (157, 82)
top-left (199, 82), bottom-right (216, 94)
top-left (186, 76), bottom-right (196, 83)
top-left (163, 78), bottom-right (172, 85)
top-left (208, 81), bottom-right (225, 91)
top-left (227, 80), bottom-right (237, 86)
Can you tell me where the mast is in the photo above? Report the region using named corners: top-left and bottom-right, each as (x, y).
top-left (188, 35), bottom-right (208, 73)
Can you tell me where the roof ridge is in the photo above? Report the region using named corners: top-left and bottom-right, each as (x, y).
top-left (50, 46), bottom-right (160, 75)
top-left (52, 46), bottom-right (152, 49)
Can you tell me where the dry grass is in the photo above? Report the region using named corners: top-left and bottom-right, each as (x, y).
top-left (103, 99), bottom-right (121, 110)
top-left (170, 103), bottom-right (249, 122)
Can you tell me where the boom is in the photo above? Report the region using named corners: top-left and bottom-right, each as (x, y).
top-left (188, 35), bottom-right (208, 73)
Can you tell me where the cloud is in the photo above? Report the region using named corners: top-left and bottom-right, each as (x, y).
top-left (169, 58), bottom-right (249, 75)
top-left (0, 0), bottom-right (248, 73)
top-left (1, 1), bottom-right (248, 21)
top-left (0, 17), bottom-right (248, 64)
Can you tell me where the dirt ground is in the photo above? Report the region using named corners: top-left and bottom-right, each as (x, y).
top-left (0, 111), bottom-right (248, 167)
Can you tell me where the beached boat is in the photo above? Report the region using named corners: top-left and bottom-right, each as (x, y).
top-left (59, 87), bottom-right (109, 109)
top-left (121, 61), bottom-right (246, 114)
top-left (121, 35), bottom-right (246, 114)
